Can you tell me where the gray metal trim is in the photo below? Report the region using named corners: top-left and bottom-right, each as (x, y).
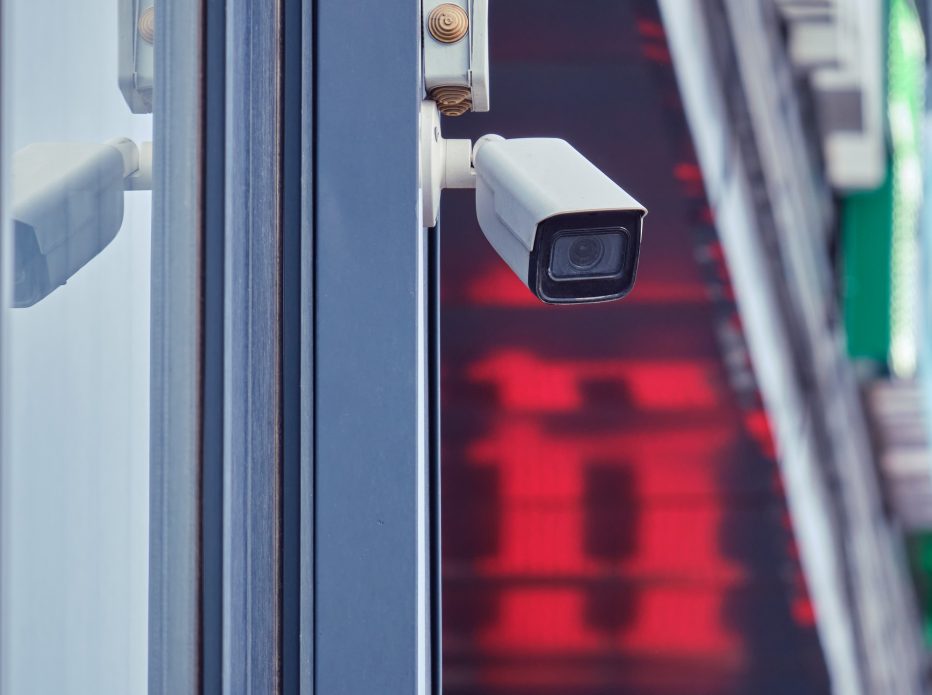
top-left (0, 0), bottom-right (9, 690)
top-left (223, 0), bottom-right (284, 691)
top-left (299, 0), bottom-right (314, 688)
top-left (148, 0), bottom-right (204, 692)
top-left (314, 0), bottom-right (428, 691)
top-left (281, 0), bottom-right (304, 691)
top-left (428, 223), bottom-right (442, 695)
top-left (202, 0), bottom-right (228, 689)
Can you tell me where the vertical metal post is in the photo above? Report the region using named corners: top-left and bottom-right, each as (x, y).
top-left (149, 0), bottom-right (204, 692)
top-left (202, 0), bottom-right (227, 690)
top-left (223, 0), bottom-right (285, 692)
top-left (299, 0), bottom-right (315, 690)
top-left (314, 0), bottom-right (428, 691)
top-left (281, 0), bottom-right (304, 691)
top-left (429, 223), bottom-right (442, 695)
top-left (154, 0), bottom-right (304, 690)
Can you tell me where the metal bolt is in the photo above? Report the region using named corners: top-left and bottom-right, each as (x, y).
top-left (428, 4), bottom-right (468, 44)
top-left (138, 6), bottom-right (155, 45)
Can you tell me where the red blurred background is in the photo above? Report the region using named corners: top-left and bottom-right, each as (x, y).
top-left (439, 1), bottom-right (830, 693)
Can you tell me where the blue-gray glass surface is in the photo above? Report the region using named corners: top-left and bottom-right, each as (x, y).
top-left (2, 0), bottom-right (152, 692)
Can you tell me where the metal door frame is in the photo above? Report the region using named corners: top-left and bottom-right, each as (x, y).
top-left (151, 0), bottom-right (307, 691)
top-left (150, 0), bottom-right (428, 692)
top-left (0, 0), bottom-right (429, 689)
top-left (149, 0), bottom-right (206, 691)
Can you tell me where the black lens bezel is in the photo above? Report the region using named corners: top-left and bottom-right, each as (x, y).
top-left (528, 210), bottom-right (643, 304)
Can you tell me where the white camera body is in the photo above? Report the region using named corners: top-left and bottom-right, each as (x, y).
top-left (473, 136), bottom-right (646, 304)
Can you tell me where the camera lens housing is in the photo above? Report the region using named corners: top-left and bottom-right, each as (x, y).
top-left (529, 210), bottom-right (642, 304)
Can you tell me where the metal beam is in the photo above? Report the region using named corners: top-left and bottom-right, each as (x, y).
top-left (314, 0), bottom-right (429, 691)
top-left (223, 0), bottom-right (285, 690)
top-left (148, 0), bottom-right (203, 691)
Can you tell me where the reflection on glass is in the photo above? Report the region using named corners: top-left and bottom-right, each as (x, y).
top-left (11, 139), bottom-right (151, 307)
top-left (1, 0), bottom-right (155, 692)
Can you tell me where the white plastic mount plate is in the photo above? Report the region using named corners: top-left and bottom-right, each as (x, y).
top-left (420, 100), bottom-right (476, 227)
top-left (119, 0), bottom-right (154, 114)
top-left (422, 0), bottom-right (490, 113)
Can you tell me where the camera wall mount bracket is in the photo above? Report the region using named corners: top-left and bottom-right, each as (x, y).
top-left (420, 100), bottom-right (475, 227)
top-left (422, 0), bottom-right (489, 116)
top-left (106, 137), bottom-right (153, 191)
top-left (119, 0), bottom-right (154, 114)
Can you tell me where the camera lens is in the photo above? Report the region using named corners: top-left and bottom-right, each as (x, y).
top-left (548, 228), bottom-right (628, 282)
top-left (568, 236), bottom-right (604, 270)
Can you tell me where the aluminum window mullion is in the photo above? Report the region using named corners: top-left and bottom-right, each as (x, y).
top-left (297, 0), bottom-right (314, 689)
top-left (223, 0), bottom-right (285, 691)
top-left (148, 0), bottom-right (204, 692)
top-left (313, 0), bottom-right (427, 691)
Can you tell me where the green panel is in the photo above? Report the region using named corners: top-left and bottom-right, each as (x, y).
top-left (906, 533), bottom-right (932, 647)
top-left (843, 167), bottom-right (893, 361)
top-left (842, 0), bottom-right (924, 368)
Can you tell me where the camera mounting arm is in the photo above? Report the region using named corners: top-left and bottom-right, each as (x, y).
top-left (420, 99), bottom-right (511, 227)
top-left (420, 99), bottom-right (476, 226)
top-left (422, 0), bottom-right (490, 117)
top-left (105, 137), bottom-right (153, 191)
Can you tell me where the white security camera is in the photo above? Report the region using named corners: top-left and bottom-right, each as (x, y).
top-left (11, 138), bottom-right (151, 307)
top-left (473, 135), bottom-right (646, 304)
top-left (420, 101), bottom-right (646, 304)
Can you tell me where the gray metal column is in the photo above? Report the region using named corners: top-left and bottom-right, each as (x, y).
top-left (149, 0), bottom-right (204, 692)
top-left (223, 0), bottom-right (286, 692)
top-left (314, 0), bottom-right (429, 691)
top-left (298, 0), bottom-right (315, 688)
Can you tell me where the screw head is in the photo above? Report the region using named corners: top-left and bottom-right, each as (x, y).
top-left (138, 6), bottom-right (155, 44)
top-left (428, 4), bottom-right (468, 43)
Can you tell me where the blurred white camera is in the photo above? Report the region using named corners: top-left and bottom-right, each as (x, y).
top-left (11, 138), bottom-right (150, 307)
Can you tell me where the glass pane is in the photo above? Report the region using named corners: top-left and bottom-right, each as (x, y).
top-left (1, 0), bottom-right (155, 692)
